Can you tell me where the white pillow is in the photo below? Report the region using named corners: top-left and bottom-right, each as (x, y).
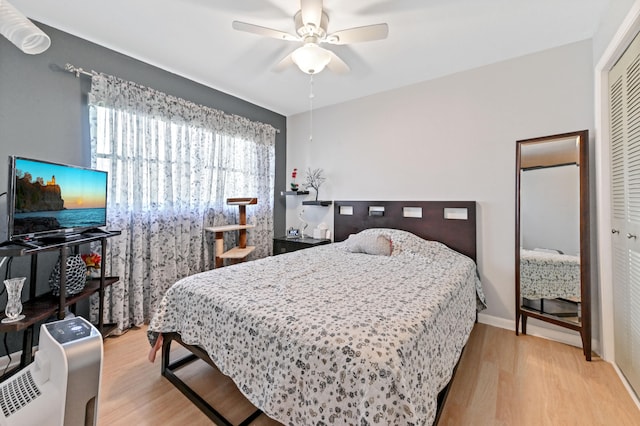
top-left (348, 228), bottom-right (426, 255)
top-left (345, 232), bottom-right (392, 256)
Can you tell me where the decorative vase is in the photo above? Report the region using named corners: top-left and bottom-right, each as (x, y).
top-left (88, 267), bottom-right (101, 279)
top-left (48, 254), bottom-right (87, 296)
top-left (2, 277), bottom-right (26, 323)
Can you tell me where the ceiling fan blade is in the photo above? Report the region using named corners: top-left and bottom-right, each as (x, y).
top-left (232, 21), bottom-right (298, 41)
top-left (325, 23), bottom-right (389, 45)
top-left (326, 50), bottom-right (350, 74)
top-left (300, 0), bottom-right (323, 28)
top-left (273, 52), bottom-right (295, 72)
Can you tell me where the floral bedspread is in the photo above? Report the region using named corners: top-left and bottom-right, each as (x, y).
top-left (520, 248), bottom-right (580, 299)
top-left (148, 229), bottom-right (485, 426)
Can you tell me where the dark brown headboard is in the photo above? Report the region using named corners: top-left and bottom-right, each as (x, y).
top-left (333, 201), bottom-right (477, 261)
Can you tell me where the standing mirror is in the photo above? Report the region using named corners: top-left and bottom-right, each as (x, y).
top-left (515, 130), bottom-right (591, 361)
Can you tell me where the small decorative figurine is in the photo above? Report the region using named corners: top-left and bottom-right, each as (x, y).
top-left (298, 209), bottom-right (309, 238)
top-left (290, 168), bottom-right (299, 191)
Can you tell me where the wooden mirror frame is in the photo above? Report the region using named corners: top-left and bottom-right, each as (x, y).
top-left (515, 130), bottom-right (591, 361)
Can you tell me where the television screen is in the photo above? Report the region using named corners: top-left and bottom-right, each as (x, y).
top-left (8, 156), bottom-right (108, 241)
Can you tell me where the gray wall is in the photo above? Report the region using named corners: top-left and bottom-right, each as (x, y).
top-left (0, 22), bottom-right (286, 355)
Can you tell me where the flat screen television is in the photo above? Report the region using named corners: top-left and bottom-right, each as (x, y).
top-left (7, 156), bottom-right (108, 242)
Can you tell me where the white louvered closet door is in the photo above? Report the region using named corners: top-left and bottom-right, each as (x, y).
top-left (609, 30), bottom-right (640, 397)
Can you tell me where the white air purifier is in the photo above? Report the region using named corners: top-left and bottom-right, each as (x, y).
top-left (0, 316), bottom-right (103, 426)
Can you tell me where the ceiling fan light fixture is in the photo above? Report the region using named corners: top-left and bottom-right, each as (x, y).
top-left (232, 1), bottom-right (388, 75)
top-left (292, 43), bottom-right (331, 74)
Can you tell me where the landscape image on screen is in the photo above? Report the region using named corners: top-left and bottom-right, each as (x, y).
top-left (12, 158), bottom-right (107, 237)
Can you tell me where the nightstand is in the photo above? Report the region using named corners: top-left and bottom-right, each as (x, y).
top-left (273, 236), bottom-right (331, 255)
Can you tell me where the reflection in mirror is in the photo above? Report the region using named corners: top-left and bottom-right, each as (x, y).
top-left (515, 130), bottom-right (591, 361)
top-left (520, 138), bottom-right (581, 323)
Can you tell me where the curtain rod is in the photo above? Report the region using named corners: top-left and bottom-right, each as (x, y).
top-left (63, 63), bottom-right (93, 78)
top-left (60, 62), bottom-right (281, 134)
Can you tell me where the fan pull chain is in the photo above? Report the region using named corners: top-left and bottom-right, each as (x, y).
top-left (309, 74), bottom-right (314, 143)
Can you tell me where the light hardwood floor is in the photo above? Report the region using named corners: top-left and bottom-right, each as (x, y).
top-left (98, 323), bottom-right (640, 425)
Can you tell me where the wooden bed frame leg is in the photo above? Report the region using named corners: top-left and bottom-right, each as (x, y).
top-left (160, 333), bottom-right (263, 426)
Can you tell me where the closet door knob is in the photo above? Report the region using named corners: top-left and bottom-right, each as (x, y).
top-left (612, 229), bottom-right (620, 234)
top-left (627, 233), bottom-right (637, 240)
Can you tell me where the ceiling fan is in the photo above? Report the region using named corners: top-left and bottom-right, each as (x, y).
top-left (232, 0), bottom-right (389, 75)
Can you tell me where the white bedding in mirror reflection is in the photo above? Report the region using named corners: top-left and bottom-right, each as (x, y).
top-left (520, 248), bottom-right (580, 300)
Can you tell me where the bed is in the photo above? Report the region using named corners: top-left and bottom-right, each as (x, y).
top-left (148, 200), bottom-right (486, 425)
top-left (519, 248), bottom-right (580, 299)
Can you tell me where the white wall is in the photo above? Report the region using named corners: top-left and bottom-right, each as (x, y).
top-left (521, 165), bottom-right (580, 256)
top-left (286, 40), bottom-right (595, 340)
top-left (593, 0), bottom-right (637, 63)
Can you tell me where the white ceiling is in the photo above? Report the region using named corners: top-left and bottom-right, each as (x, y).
top-left (11, 0), bottom-right (609, 116)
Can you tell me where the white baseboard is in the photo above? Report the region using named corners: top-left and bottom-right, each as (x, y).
top-left (613, 363), bottom-right (640, 410)
top-left (0, 349), bottom-right (24, 377)
top-left (477, 313), bottom-right (589, 350)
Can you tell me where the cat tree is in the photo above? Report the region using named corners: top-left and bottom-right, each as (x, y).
top-left (206, 197), bottom-right (257, 268)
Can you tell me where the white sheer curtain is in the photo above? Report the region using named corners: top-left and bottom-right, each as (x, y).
top-left (87, 73), bottom-right (276, 332)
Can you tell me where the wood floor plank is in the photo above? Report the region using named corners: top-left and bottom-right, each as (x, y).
top-left (98, 323), bottom-right (640, 425)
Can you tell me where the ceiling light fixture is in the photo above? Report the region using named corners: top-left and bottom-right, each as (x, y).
top-left (291, 43), bottom-right (331, 75)
top-left (0, 0), bottom-right (51, 54)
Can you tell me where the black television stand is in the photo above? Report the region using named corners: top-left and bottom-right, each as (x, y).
top-left (0, 239), bottom-right (40, 250)
top-left (39, 235), bottom-right (74, 244)
top-left (81, 228), bottom-right (110, 236)
top-left (0, 230), bottom-right (121, 378)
